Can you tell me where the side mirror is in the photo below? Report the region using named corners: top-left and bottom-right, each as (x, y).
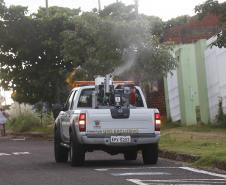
top-left (52, 103), bottom-right (64, 119)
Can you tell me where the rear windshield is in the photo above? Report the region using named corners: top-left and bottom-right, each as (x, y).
top-left (77, 88), bottom-right (144, 108)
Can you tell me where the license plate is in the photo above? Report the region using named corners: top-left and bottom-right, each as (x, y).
top-left (110, 136), bottom-right (131, 143)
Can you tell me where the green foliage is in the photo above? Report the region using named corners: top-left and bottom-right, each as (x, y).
top-left (164, 15), bottom-right (191, 29)
top-left (216, 97), bottom-right (226, 127)
top-left (7, 112), bottom-right (41, 132)
top-left (6, 103), bottom-right (54, 133)
top-left (0, 1), bottom-right (176, 106)
top-left (160, 126), bottom-right (226, 168)
top-left (0, 3), bottom-right (80, 105)
top-left (99, 2), bottom-right (136, 21)
top-left (195, 0), bottom-right (226, 48)
top-left (126, 38), bottom-right (176, 82)
top-left (63, 3), bottom-right (176, 82)
top-left (35, 6), bottom-right (80, 19)
top-left (62, 13), bottom-right (125, 79)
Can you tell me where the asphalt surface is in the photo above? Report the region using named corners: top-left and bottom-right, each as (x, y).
top-left (0, 137), bottom-right (226, 185)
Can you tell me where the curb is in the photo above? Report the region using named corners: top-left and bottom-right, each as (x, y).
top-left (10, 132), bottom-right (53, 140)
top-left (159, 149), bottom-right (200, 163)
top-left (214, 161), bottom-right (226, 171)
top-left (159, 149), bottom-right (226, 171)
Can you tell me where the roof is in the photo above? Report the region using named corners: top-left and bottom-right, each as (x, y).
top-left (163, 14), bottom-right (220, 44)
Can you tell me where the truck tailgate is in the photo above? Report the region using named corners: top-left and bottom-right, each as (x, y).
top-left (85, 109), bottom-right (155, 134)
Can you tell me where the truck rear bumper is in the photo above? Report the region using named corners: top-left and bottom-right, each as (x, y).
top-left (80, 133), bottom-right (160, 146)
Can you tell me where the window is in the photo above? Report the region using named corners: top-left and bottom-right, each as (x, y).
top-left (70, 90), bottom-right (77, 110)
top-left (135, 89), bottom-right (144, 107)
top-left (64, 90), bottom-right (75, 110)
top-left (76, 88), bottom-right (144, 108)
top-left (77, 89), bottom-right (94, 108)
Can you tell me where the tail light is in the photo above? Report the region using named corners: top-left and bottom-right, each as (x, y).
top-left (155, 113), bottom-right (161, 132)
top-left (78, 113), bottom-right (86, 132)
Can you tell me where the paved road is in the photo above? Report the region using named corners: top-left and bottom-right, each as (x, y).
top-left (0, 138), bottom-right (226, 185)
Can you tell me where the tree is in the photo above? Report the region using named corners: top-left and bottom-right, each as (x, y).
top-left (195, 0), bottom-right (226, 48)
top-left (62, 12), bottom-right (131, 80)
top-left (164, 15), bottom-right (191, 29)
top-left (35, 6), bottom-right (80, 19)
top-left (62, 3), bottom-right (176, 84)
top-left (99, 2), bottom-right (136, 21)
top-left (0, 3), bottom-right (79, 105)
top-left (121, 38), bottom-right (176, 82)
top-left (0, 1), bottom-right (176, 107)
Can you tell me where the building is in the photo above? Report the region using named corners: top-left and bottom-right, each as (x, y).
top-left (163, 15), bottom-right (220, 125)
top-left (205, 37), bottom-right (226, 121)
top-left (163, 14), bottom-right (219, 44)
top-left (165, 40), bottom-right (210, 124)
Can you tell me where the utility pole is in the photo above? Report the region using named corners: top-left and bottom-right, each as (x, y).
top-left (98, 0), bottom-right (101, 12)
top-left (135, 0), bottom-right (139, 18)
top-left (46, 0), bottom-right (49, 16)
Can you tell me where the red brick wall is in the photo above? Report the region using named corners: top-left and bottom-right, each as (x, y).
top-left (147, 79), bottom-right (166, 117)
top-left (163, 14), bottom-right (219, 44)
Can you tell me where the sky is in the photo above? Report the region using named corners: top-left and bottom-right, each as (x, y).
top-left (4, 0), bottom-right (225, 21)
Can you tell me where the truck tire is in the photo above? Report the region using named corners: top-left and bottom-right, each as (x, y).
top-left (70, 133), bottom-right (85, 167)
top-left (142, 143), bottom-right (158, 165)
top-left (54, 126), bottom-right (69, 163)
top-left (124, 151), bottom-right (137, 160)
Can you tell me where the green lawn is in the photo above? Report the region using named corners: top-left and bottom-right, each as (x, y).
top-left (160, 125), bottom-right (226, 168)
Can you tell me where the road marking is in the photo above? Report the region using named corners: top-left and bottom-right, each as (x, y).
top-left (0, 152), bottom-right (31, 157)
top-left (95, 166), bottom-right (179, 171)
top-left (111, 172), bottom-right (170, 176)
top-left (0, 153), bottom-right (11, 156)
top-left (180, 167), bottom-right (226, 179)
top-left (12, 138), bottom-right (26, 141)
top-left (95, 166), bottom-right (226, 185)
top-left (126, 179), bottom-right (147, 185)
top-left (12, 152), bottom-right (30, 155)
top-left (127, 178), bottom-right (226, 185)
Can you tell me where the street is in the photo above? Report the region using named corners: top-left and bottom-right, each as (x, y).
top-left (0, 138), bottom-right (226, 185)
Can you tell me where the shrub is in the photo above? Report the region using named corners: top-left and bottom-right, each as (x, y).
top-left (216, 97), bottom-right (226, 128)
top-left (6, 102), bottom-right (54, 133)
top-left (7, 112), bottom-right (41, 132)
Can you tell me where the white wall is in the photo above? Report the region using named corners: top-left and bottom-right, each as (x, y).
top-left (0, 87), bottom-right (13, 106)
top-left (205, 38), bottom-right (226, 121)
top-left (167, 70), bottom-right (181, 122)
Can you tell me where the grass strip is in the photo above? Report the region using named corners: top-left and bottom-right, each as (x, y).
top-left (160, 125), bottom-right (226, 170)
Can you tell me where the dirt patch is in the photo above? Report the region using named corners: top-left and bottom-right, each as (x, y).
top-left (159, 149), bottom-right (200, 163)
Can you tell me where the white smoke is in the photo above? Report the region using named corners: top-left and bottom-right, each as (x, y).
top-left (113, 46), bottom-right (138, 76)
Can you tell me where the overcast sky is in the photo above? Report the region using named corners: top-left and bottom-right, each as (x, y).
top-left (4, 0), bottom-right (225, 21)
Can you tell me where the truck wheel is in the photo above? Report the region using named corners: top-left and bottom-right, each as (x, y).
top-left (54, 126), bottom-right (69, 163)
top-left (142, 143), bottom-right (158, 165)
top-left (124, 151), bottom-right (137, 160)
top-left (70, 133), bottom-right (85, 167)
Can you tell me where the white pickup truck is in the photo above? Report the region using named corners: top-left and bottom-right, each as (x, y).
top-left (54, 75), bottom-right (161, 166)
